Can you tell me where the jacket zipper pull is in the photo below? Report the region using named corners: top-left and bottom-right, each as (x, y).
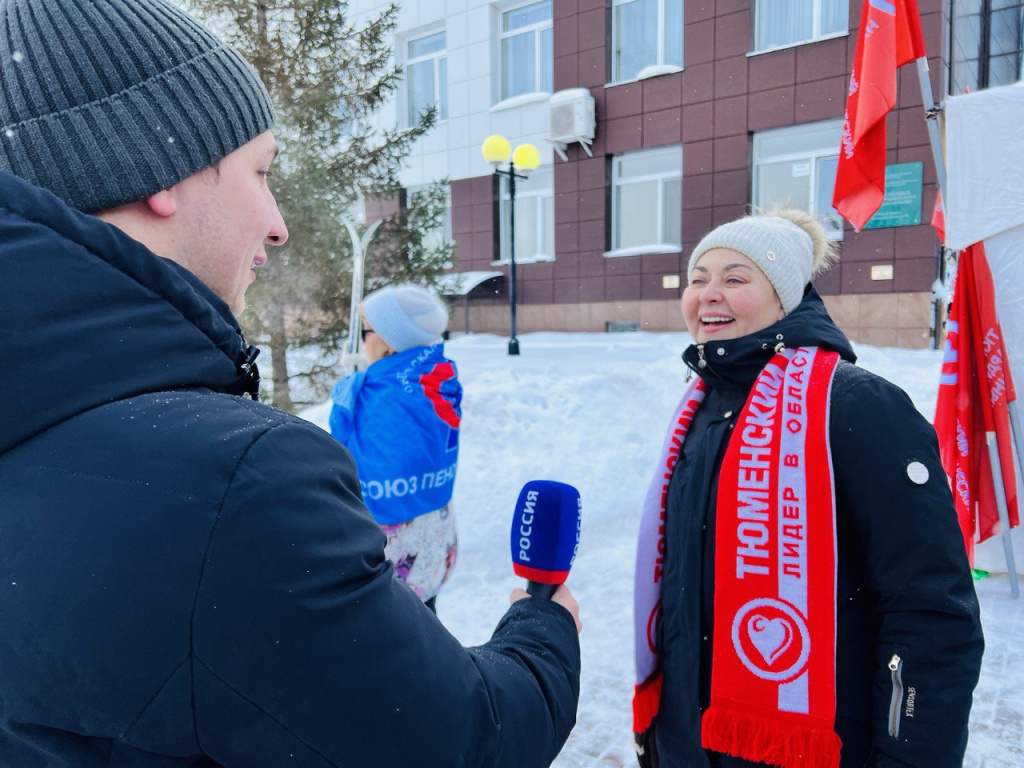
top-left (240, 345), bottom-right (261, 401)
top-left (888, 653), bottom-right (904, 738)
top-left (696, 344), bottom-right (707, 369)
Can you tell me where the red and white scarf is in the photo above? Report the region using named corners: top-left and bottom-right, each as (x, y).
top-left (633, 347), bottom-right (842, 768)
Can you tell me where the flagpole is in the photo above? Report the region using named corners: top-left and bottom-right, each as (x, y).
top-left (987, 432), bottom-right (1021, 597)
top-left (1010, 404), bottom-right (1024, 493)
top-left (915, 58), bottom-right (947, 193)
top-left (999, 397), bottom-right (1024, 593)
top-left (915, 58), bottom-right (950, 352)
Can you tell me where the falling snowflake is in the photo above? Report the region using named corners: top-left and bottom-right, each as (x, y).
top-left (12, 51), bottom-right (23, 63)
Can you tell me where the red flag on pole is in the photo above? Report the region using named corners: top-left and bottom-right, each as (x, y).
top-left (833, 0), bottom-right (927, 230)
top-left (935, 245), bottom-right (1020, 562)
top-left (966, 243), bottom-right (1019, 535)
top-left (935, 267), bottom-right (980, 560)
top-left (931, 190), bottom-right (945, 244)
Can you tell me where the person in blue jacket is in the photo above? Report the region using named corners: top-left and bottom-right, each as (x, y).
top-left (331, 284), bottom-right (462, 612)
top-left (0, 1), bottom-right (581, 766)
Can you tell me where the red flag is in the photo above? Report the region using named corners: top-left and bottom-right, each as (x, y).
top-left (935, 245), bottom-right (1020, 562)
top-left (833, 0), bottom-right (926, 230)
top-left (931, 190), bottom-right (945, 244)
top-left (935, 268), bottom-right (980, 560)
top-left (966, 244), bottom-right (1019, 535)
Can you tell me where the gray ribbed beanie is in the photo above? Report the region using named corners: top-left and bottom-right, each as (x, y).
top-left (687, 215), bottom-right (814, 314)
top-left (0, 0), bottom-right (275, 214)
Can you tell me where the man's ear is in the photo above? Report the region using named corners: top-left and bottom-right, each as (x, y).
top-left (144, 188), bottom-right (177, 218)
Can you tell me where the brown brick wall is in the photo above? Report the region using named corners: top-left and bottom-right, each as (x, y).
top-left (447, 0), bottom-right (946, 345)
top-left (455, 291), bottom-right (934, 349)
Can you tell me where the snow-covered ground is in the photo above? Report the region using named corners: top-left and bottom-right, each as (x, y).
top-left (301, 331), bottom-right (1023, 768)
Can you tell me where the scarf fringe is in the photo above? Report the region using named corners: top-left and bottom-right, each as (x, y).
top-left (701, 706), bottom-right (842, 768)
top-left (632, 673), bottom-right (663, 733)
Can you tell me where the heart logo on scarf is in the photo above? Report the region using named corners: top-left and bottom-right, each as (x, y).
top-left (747, 615), bottom-right (793, 666)
top-left (732, 598), bottom-right (811, 682)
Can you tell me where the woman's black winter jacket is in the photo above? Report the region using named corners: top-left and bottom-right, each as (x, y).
top-left (646, 288), bottom-right (983, 768)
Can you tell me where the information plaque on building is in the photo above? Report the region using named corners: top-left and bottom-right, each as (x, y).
top-left (863, 162), bottom-right (923, 229)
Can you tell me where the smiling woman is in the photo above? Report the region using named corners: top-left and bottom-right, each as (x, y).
top-left (680, 211), bottom-right (835, 346)
top-left (633, 209), bottom-right (983, 768)
top-left (682, 251), bottom-right (784, 344)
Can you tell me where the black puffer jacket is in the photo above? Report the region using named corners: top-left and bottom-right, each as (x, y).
top-left (0, 170), bottom-right (580, 767)
top-left (648, 288), bottom-right (982, 768)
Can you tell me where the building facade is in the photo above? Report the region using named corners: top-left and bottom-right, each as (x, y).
top-left (349, 0), bottom-right (1023, 348)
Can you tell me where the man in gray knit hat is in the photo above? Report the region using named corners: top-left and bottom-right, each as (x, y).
top-left (0, 0), bottom-right (286, 315)
top-left (0, 2), bottom-right (581, 766)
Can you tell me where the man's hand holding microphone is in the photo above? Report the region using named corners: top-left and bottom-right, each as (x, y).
top-left (509, 480), bottom-right (582, 633)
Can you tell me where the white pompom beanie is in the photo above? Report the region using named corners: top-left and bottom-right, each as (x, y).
top-left (687, 215), bottom-right (814, 314)
top-left (362, 284), bottom-right (449, 352)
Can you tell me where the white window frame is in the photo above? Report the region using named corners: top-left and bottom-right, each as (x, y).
top-left (405, 29), bottom-right (447, 125)
top-left (608, 145), bottom-right (682, 256)
top-left (499, 1), bottom-right (553, 101)
top-left (751, 0), bottom-right (848, 55)
top-left (494, 167), bottom-right (555, 265)
top-left (752, 120), bottom-right (844, 241)
top-left (611, 0), bottom-right (684, 84)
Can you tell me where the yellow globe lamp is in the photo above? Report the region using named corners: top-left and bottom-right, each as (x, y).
top-left (481, 134), bottom-right (511, 167)
top-left (511, 143), bottom-right (540, 173)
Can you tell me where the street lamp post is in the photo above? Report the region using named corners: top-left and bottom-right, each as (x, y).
top-left (481, 134), bottom-right (540, 356)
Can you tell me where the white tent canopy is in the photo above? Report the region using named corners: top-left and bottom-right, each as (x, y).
top-left (944, 81), bottom-right (1024, 573)
top-left (945, 81), bottom-right (1024, 250)
top-left (945, 81), bottom-right (1024, 412)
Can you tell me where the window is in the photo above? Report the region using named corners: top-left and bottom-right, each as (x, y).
top-left (607, 321), bottom-right (641, 332)
top-left (612, 0), bottom-right (683, 82)
top-left (497, 167), bottom-right (555, 264)
top-left (406, 31), bottom-right (447, 124)
top-left (753, 120), bottom-right (843, 239)
top-left (501, 1), bottom-right (553, 99)
top-left (754, 0), bottom-right (847, 52)
top-left (611, 146), bottom-right (682, 252)
top-left (950, 0), bottom-right (1024, 94)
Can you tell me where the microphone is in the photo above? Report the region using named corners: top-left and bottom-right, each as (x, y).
top-left (510, 480), bottom-right (582, 599)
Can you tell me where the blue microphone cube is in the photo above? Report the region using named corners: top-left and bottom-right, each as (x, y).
top-left (510, 480), bottom-right (581, 584)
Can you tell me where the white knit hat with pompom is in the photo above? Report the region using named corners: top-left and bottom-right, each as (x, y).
top-left (688, 215), bottom-right (815, 314)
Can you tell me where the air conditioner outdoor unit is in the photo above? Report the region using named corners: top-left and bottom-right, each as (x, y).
top-left (548, 88), bottom-right (595, 161)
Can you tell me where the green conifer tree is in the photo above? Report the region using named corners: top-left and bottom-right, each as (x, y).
top-left (180, 0), bottom-right (452, 410)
